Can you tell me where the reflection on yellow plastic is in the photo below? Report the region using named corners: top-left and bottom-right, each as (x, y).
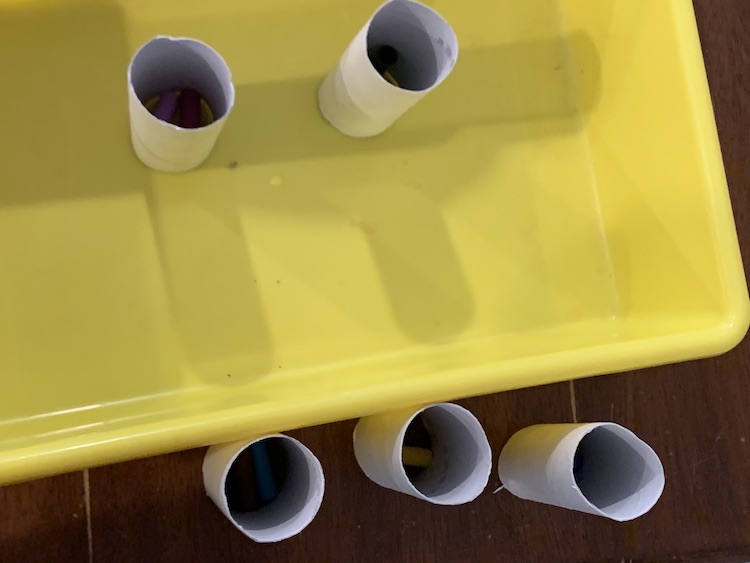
top-left (0, 0), bottom-right (747, 484)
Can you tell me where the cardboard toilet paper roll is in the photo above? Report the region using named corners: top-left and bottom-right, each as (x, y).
top-left (353, 403), bottom-right (491, 505)
top-left (318, 0), bottom-right (458, 137)
top-left (127, 36), bottom-right (235, 172)
top-left (498, 423), bottom-right (665, 521)
top-left (203, 435), bottom-right (324, 543)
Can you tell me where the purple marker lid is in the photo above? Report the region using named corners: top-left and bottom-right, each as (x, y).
top-left (152, 90), bottom-right (178, 122)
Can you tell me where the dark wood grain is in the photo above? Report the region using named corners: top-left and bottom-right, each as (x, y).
top-left (0, 472), bottom-right (89, 563)
top-left (0, 0), bottom-right (748, 561)
top-left (571, 352), bottom-right (750, 563)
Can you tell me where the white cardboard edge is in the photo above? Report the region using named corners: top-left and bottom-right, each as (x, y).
top-left (127, 36), bottom-right (235, 172)
top-left (498, 422), bottom-right (665, 522)
top-left (203, 434), bottom-right (325, 543)
top-left (318, 0), bottom-right (458, 137)
top-left (353, 402), bottom-right (492, 505)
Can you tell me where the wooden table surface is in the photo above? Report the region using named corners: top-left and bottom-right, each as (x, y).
top-left (2, 1), bottom-right (749, 561)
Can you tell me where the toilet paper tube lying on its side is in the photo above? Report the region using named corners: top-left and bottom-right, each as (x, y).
top-left (498, 423), bottom-right (665, 521)
top-left (203, 434), bottom-right (324, 543)
top-left (353, 402), bottom-right (491, 505)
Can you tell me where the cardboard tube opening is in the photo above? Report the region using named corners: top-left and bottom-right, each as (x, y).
top-left (317, 0), bottom-right (458, 137)
top-left (130, 37), bottom-right (231, 121)
top-left (127, 36), bottom-right (235, 172)
top-left (366, 0), bottom-right (456, 91)
top-left (353, 403), bottom-right (491, 505)
top-left (405, 405), bottom-right (488, 501)
top-left (203, 435), bottom-right (324, 543)
top-left (573, 426), bottom-right (664, 520)
top-left (498, 423), bottom-right (665, 522)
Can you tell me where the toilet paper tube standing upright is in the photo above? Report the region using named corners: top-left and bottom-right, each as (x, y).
top-left (353, 403), bottom-right (492, 505)
top-left (203, 435), bottom-right (325, 543)
top-left (498, 423), bottom-right (665, 521)
top-left (127, 36), bottom-right (235, 172)
top-left (318, 0), bottom-right (458, 137)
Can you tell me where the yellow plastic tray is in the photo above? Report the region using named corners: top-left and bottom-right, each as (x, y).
top-left (0, 0), bottom-right (747, 484)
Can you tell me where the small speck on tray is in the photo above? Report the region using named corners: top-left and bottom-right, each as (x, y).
top-left (351, 218), bottom-right (378, 235)
top-left (228, 161), bottom-right (238, 170)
